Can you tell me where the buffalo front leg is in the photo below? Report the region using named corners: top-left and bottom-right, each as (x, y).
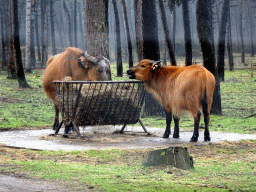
top-left (163, 110), bottom-right (172, 138)
top-left (53, 105), bottom-right (59, 130)
top-left (173, 116), bottom-right (180, 138)
top-left (190, 110), bottom-right (201, 142)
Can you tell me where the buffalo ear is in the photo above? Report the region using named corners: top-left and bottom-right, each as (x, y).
top-left (151, 61), bottom-right (162, 71)
top-left (78, 57), bottom-right (88, 69)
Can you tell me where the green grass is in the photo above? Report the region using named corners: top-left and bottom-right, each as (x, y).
top-left (1, 140), bottom-right (255, 191)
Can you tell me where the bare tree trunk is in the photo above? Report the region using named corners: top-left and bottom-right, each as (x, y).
top-left (121, 0), bottom-right (133, 68)
top-left (197, 0), bottom-right (222, 115)
top-left (41, 0), bottom-right (48, 67)
top-left (248, 5), bottom-right (254, 57)
top-left (74, 0), bottom-right (78, 47)
top-left (50, 0), bottom-right (57, 55)
top-left (134, 0), bottom-right (143, 61)
top-left (182, 0), bottom-right (192, 66)
top-left (82, 1), bottom-right (87, 51)
top-left (35, 3), bottom-right (41, 62)
top-left (41, 0), bottom-right (45, 67)
top-left (239, 1), bottom-right (245, 64)
top-left (85, 0), bottom-right (110, 78)
top-left (217, 0), bottom-right (230, 81)
top-left (10, 0), bottom-right (31, 88)
top-left (227, 4), bottom-right (234, 71)
top-left (158, 0), bottom-right (176, 66)
top-left (143, 0), bottom-right (164, 117)
top-left (112, 0), bottom-right (123, 77)
top-left (30, 0), bottom-right (36, 70)
top-left (25, 0), bottom-right (31, 71)
top-left (172, 4), bottom-right (176, 53)
top-left (8, 0), bottom-right (16, 79)
top-left (85, 0), bottom-right (109, 57)
top-left (63, 0), bottom-right (72, 47)
top-left (0, 0), bottom-right (7, 70)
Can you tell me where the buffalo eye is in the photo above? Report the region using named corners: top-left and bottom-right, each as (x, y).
top-left (141, 65), bottom-right (146, 68)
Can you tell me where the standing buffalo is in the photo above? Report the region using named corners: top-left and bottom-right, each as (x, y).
top-left (127, 59), bottom-right (215, 142)
top-left (43, 47), bottom-right (110, 132)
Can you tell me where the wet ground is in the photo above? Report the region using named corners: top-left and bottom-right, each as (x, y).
top-left (0, 126), bottom-right (256, 151)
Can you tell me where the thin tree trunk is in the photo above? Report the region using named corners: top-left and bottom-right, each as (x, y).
top-left (41, 0), bottom-right (46, 67)
top-left (227, 5), bottom-right (234, 71)
top-left (112, 0), bottom-right (123, 77)
top-left (248, 5), bottom-right (254, 57)
top-left (158, 0), bottom-right (176, 66)
top-left (78, 2), bottom-right (84, 49)
top-left (74, 0), bottom-right (78, 47)
top-left (217, 0), bottom-right (230, 81)
top-left (182, 0), bottom-right (192, 66)
top-left (82, 1), bottom-right (87, 51)
top-left (0, 1), bottom-right (7, 70)
top-left (121, 0), bottom-right (133, 68)
top-left (8, 0), bottom-right (16, 79)
top-left (50, 0), bottom-right (57, 55)
top-left (134, 0), bottom-right (143, 61)
top-left (63, 0), bottom-right (72, 47)
top-left (172, 5), bottom-right (176, 53)
top-left (35, 3), bottom-right (41, 62)
top-left (197, 0), bottom-right (222, 115)
top-left (10, 0), bottom-right (31, 88)
top-left (239, 1), bottom-right (245, 64)
top-left (25, 0), bottom-right (31, 71)
top-left (29, 0), bottom-right (36, 70)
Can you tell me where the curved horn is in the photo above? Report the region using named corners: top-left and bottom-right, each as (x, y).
top-left (83, 51), bottom-right (97, 64)
top-left (102, 56), bottom-right (110, 65)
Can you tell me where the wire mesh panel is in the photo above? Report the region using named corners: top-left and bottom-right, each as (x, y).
top-left (54, 81), bottom-right (146, 127)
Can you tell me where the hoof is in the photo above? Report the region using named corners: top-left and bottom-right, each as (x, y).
top-left (162, 133), bottom-right (170, 138)
top-left (173, 132), bottom-right (179, 138)
top-left (52, 124), bottom-right (59, 131)
top-left (204, 136), bottom-right (211, 141)
top-left (64, 129), bottom-right (73, 134)
top-left (190, 136), bottom-right (198, 142)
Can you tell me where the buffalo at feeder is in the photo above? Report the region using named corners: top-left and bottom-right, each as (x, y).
top-left (43, 47), bottom-right (110, 133)
top-left (127, 59), bottom-right (215, 142)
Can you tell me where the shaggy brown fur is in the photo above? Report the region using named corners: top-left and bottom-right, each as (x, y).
top-left (43, 47), bottom-right (110, 130)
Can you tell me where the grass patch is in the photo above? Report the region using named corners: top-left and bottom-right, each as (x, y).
top-left (0, 140), bottom-right (255, 191)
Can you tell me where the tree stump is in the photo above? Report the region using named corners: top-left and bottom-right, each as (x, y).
top-left (143, 147), bottom-right (194, 170)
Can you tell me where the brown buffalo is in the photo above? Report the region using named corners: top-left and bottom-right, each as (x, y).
top-left (127, 59), bottom-right (215, 142)
top-left (43, 47), bottom-right (110, 132)
top-left (45, 53), bottom-right (61, 67)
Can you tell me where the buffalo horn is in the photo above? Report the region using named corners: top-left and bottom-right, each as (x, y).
top-left (83, 51), bottom-right (97, 64)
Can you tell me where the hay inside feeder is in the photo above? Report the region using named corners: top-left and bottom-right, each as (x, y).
top-left (55, 80), bottom-right (145, 127)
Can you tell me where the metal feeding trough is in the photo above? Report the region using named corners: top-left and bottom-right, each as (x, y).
top-left (53, 80), bottom-right (149, 136)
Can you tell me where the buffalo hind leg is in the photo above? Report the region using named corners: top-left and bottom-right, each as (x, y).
top-left (202, 96), bottom-right (211, 141)
top-left (163, 111), bottom-right (172, 138)
top-left (53, 105), bottom-right (59, 130)
top-left (173, 116), bottom-right (179, 138)
top-left (64, 122), bottom-right (73, 134)
top-left (190, 110), bottom-right (201, 142)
